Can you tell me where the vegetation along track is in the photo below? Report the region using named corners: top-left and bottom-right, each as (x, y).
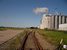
top-left (20, 31), bottom-right (43, 50)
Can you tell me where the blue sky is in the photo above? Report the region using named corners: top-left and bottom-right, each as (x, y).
top-left (0, 0), bottom-right (67, 27)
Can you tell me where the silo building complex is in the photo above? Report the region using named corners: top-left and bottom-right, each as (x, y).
top-left (40, 14), bottom-right (67, 29)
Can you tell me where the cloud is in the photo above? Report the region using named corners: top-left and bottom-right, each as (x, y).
top-left (33, 7), bottom-right (48, 14)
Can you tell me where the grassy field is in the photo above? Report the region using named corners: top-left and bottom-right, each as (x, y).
top-left (38, 29), bottom-right (67, 46)
top-left (7, 31), bottom-right (25, 50)
top-left (0, 28), bottom-right (7, 31)
top-left (0, 30), bottom-right (27, 50)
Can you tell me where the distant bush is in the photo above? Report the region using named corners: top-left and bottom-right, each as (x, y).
top-left (30, 27), bottom-right (38, 29)
top-left (0, 28), bottom-right (7, 31)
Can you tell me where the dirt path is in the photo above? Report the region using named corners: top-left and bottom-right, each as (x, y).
top-left (24, 33), bottom-right (36, 50)
top-left (35, 32), bottom-right (56, 50)
top-left (0, 30), bottom-right (23, 44)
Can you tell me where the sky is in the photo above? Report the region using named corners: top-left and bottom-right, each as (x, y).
top-left (0, 0), bottom-right (67, 27)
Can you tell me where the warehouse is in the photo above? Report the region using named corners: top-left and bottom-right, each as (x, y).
top-left (40, 14), bottom-right (67, 30)
top-left (59, 24), bottom-right (67, 31)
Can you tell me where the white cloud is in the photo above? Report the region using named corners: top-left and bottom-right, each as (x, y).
top-left (33, 7), bottom-right (48, 14)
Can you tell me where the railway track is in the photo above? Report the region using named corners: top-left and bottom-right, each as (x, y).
top-left (20, 31), bottom-right (43, 50)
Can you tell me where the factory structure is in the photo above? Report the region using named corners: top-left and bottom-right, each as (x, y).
top-left (40, 14), bottom-right (67, 30)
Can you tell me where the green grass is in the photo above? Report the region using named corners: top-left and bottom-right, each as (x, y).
top-left (7, 31), bottom-right (26, 50)
top-left (38, 29), bottom-right (67, 46)
top-left (0, 28), bottom-right (7, 31)
top-left (0, 27), bottom-right (25, 31)
top-left (0, 30), bottom-right (27, 50)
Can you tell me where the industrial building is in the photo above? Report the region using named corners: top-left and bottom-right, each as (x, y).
top-left (40, 14), bottom-right (52, 29)
top-left (59, 24), bottom-right (67, 31)
top-left (40, 14), bottom-right (67, 29)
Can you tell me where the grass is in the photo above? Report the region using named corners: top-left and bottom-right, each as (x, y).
top-left (38, 29), bottom-right (67, 46)
top-left (7, 31), bottom-right (26, 50)
top-left (0, 27), bottom-right (25, 31)
top-left (0, 30), bottom-right (26, 50)
top-left (0, 28), bottom-right (7, 31)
